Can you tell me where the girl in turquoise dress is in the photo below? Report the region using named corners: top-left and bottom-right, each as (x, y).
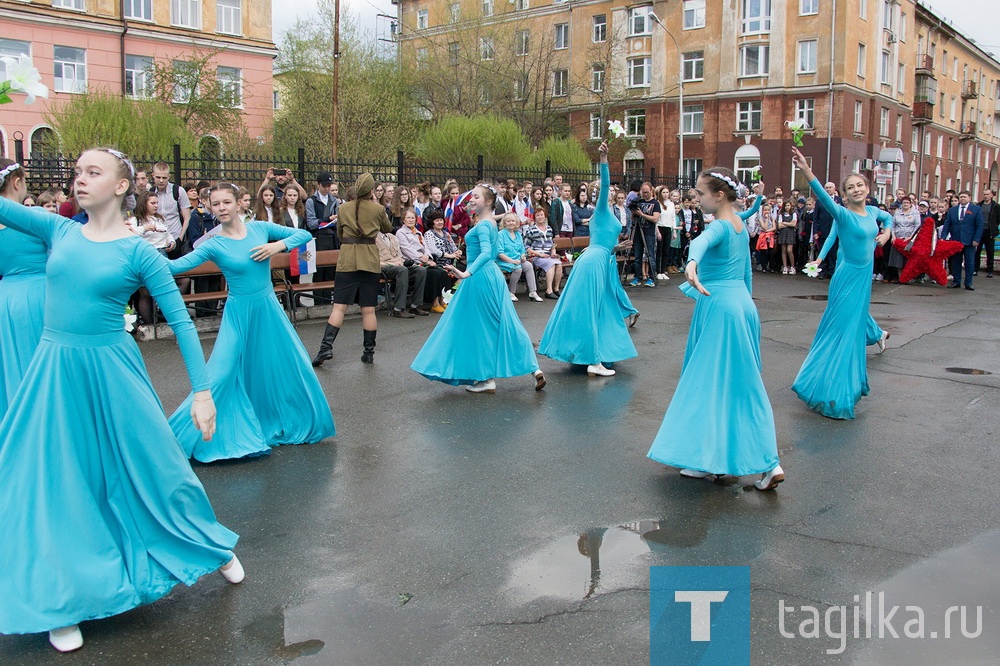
top-left (412, 185), bottom-right (546, 393)
top-left (539, 142), bottom-right (637, 377)
top-left (0, 160), bottom-right (46, 421)
top-left (647, 168), bottom-right (784, 491)
top-left (168, 184), bottom-right (335, 462)
top-left (0, 149), bottom-right (242, 653)
top-left (792, 147), bottom-right (893, 420)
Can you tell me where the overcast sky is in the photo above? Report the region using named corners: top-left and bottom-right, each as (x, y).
top-left (272, 0), bottom-right (1000, 58)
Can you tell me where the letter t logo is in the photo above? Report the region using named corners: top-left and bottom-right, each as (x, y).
top-left (674, 591), bottom-right (729, 641)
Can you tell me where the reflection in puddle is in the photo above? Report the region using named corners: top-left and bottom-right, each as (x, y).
top-left (944, 367), bottom-right (993, 375)
top-left (789, 295), bottom-right (828, 301)
top-left (504, 519), bottom-right (709, 604)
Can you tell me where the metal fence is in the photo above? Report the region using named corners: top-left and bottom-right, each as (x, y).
top-left (13, 139), bottom-right (692, 195)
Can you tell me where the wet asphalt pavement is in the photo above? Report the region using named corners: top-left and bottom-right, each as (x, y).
top-left (2, 272), bottom-right (999, 665)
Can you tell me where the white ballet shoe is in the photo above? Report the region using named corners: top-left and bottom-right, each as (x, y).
top-left (755, 465), bottom-right (785, 491)
top-left (679, 469), bottom-right (713, 479)
top-left (628, 313), bottom-right (640, 328)
top-left (220, 555), bottom-right (245, 584)
top-left (49, 625), bottom-right (83, 652)
top-left (587, 363), bottom-right (616, 377)
top-left (533, 370), bottom-right (546, 391)
top-left (876, 331), bottom-right (890, 355)
top-left (466, 379), bottom-right (497, 394)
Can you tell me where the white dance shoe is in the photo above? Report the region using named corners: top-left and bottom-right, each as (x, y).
top-left (755, 465), bottom-right (785, 491)
top-left (679, 469), bottom-right (714, 479)
top-left (528, 291), bottom-right (544, 302)
top-left (220, 555), bottom-right (245, 584)
top-left (628, 313), bottom-right (640, 328)
top-left (533, 370), bottom-right (546, 391)
top-left (876, 331), bottom-right (890, 355)
top-left (466, 380), bottom-right (497, 394)
top-left (49, 625), bottom-right (83, 652)
top-left (587, 363), bottom-right (616, 377)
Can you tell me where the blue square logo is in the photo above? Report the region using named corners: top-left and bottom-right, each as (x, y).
top-left (650, 566), bottom-right (750, 666)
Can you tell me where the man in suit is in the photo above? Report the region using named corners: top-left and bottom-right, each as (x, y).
top-left (941, 190), bottom-right (984, 290)
top-left (976, 188), bottom-right (998, 278)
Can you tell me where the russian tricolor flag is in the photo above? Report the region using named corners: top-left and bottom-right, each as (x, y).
top-left (289, 239), bottom-right (317, 277)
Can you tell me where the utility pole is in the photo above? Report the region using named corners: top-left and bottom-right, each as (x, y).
top-left (331, 0), bottom-right (341, 160)
top-left (650, 11), bottom-right (684, 183)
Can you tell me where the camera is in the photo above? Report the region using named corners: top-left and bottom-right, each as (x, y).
top-left (273, 169), bottom-right (288, 177)
top-left (403, 259), bottom-right (415, 268)
top-left (627, 199), bottom-right (641, 211)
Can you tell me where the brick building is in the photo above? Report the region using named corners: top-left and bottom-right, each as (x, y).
top-left (395, 0), bottom-right (1000, 197)
top-left (0, 0), bottom-right (276, 157)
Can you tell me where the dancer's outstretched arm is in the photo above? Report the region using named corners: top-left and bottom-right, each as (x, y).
top-left (0, 192), bottom-right (68, 243)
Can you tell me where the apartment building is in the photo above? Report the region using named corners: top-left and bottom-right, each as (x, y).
top-left (396, 0), bottom-right (1000, 196)
top-left (0, 0), bottom-right (277, 157)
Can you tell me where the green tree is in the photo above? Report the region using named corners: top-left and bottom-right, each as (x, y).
top-left (147, 48), bottom-right (246, 138)
top-left (525, 136), bottom-right (592, 172)
top-left (414, 114), bottom-right (530, 166)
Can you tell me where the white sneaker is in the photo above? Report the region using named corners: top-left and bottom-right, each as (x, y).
top-left (528, 291), bottom-right (544, 302)
top-left (587, 363), bottom-right (616, 377)
top-left (875, 273), bottom-right (883, 282)
top-left (656, 273), bottom-right (667, 281)
top-left (755, 465), bottom-right (785, 491)
top-left (876, 331), bottom-right (890, 355)
top-left (789, 267), bottom-right (797, 275)
top-left (510, 293), bottom-right (518, 301)
top-left (466, 379), bottom-right (497, 394)
top-left (49, 625), bottom-right (83, 653)
top-left (220, 555), bottom-right (245, 583)
top-left (679, 469), bottom-right (713, 479)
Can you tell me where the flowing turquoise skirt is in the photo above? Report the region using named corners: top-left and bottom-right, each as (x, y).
top-left (0, 329), bottom-right (238, 634)
top-left (412, 263), bottom-right (538, 385)
top-left (647, 281), bottom-right (778, 476)
top-left (0, 274), bottom-right (45, 421)
top-left (539, 247), bottom-right (637, 365)
top-left (793, 257), bottom-right (879, 419)
top-left (169, 289), bottom-right (335, 462)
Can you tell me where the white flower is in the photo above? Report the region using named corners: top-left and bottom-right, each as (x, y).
top-left (124, 312), bottom-right (138, 332)
top-left (784, 119), bottom-right (806, 131)
top-left (607, 120), bottom-right (627, 139)
top-left (748, 166), bottom-right (762, 175)
top-left (0, 56), bottom-right (49, 104)
top-left (803, 264), bottom-right (822, 278)
top-left (440, 287), bottom-right (455, 305)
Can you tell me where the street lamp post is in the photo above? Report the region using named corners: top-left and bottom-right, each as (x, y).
top-left (649, 11), bottom-right (683, 185)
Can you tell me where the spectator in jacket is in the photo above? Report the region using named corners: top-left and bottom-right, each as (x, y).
top-left (976, 188), bottom-right (998, 278)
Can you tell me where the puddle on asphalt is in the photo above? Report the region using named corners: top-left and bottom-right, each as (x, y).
top-left (945, 367), bottom-right (993, 375)
top-left (503, 519), bottom-right (709, 604)
top-left (790, 295), bottom-right (828, 301)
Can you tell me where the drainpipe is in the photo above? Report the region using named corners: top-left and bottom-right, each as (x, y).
top-left (825, 0), bottom-right (836, 182)
top-left (119, 0), bottom-right (129, 96)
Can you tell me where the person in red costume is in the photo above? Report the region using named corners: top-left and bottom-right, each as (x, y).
top-left (892, 208), bottom-right (964, 285)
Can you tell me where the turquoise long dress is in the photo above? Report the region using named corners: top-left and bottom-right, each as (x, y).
top-left (411, 220), bottom-right (539, 385)
top-left (0, 197), bottom-right (237, 635)
top-left (792, 179), bottom-right (893, 420)
top-left (0, 219), bottom-right (47, 421)
top-left (647, 216), bottom-right (779, 476)
top-left (168, 222), bottom-right (335, 462)
top-left (538, 162), bottom-right (637, 365)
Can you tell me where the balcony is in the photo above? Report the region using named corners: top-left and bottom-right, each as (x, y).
top-left (961, 79), bottom-right (977, 99)
top-left (915, 54), bottom-right (934, 75)
top-left (960, 121), bottom-right (976, 138)
top-left (912, 101), bottom-right (933, 124)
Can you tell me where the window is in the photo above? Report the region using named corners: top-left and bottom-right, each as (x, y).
top-left (416, 9), bottom-right (428, 29)
top-left (735, 151), bottom-right (761, 185)
top-left (854, 101), bottom-right (863, 132)
top-left (171, 0), bottom-right (201, 28)
top-left (682, 104), bottom-right (704, 135)
top-left (800, 0), bottom-right (818, 14)
top-left (216, 0), bottom-right (241, 35)
top-left (479, 84), bottom-right (492, 105)
top-left (552, 69), bottom-right (568, 97)
top-left (895, 114), bottom-right (902, 141)
top-left (124, 0), bottom-right (152, 20)
top-left (741, 0), bottom-right (771, 35)
top-left (791, 154), bottom-right (813, 191)
top-left (796, 98), bottom-right (815, 129)
top-left (857, 43), bottom-right (866, 77)
top-left (449, 2), bottom-right (460, 23)
top-left (591, 63), bottom-right (605, 93)
top-left (482, 0), bottom-right (493, 16)
top-left (52, 0), bottom-right (84, 9)
top-left (0, 40), bottom-right (30, 81)
top-left (859, 0), bottom-right (867, 20)
top-left (952, 58), bottom-right (958, 82)
top-left (480, 37), bottom-right (494, 61)
top-left (515, 0), bottom-right (528, 8)
top-left (514, 76), bottom-right (527, 101)
top-left (683, 0), bottom-right (705, 29)
top-left (554, 23), bottom-right (569, 49)
top-left (53, 46), bottom-right (86, 94)
top-left (935, 134), bottom-right (944, 158)
top-left (682, 159), bottom-right (703, 184)
top-left (516, 30), bottom-right (529, 56)
top-left (899, 12), bottom-right (906, 40)
top-left (739, 45), bottom-right (769, 77)
top-left (923, 132), bottom-right (931, 155)
top-left (879, 107), bottom-right (889, 136)
top-left (939, 91), bottom-right (945, 117)
top-left (272, 89), bottom-right (280, 110)
top-left (629, 6), bottom-right (653, 36)
top-left (737, 101), bottom-right (762, 132)
top-left (881, 0), bottom-right (893, 30)
top-left (448, 42), bottom-right (460, 66)
top-left (125, 54), bottom-right (153, 99)
top-left (628, 58), bottom-right (650, 87)
top-left (911, 128), bottom-right (918, 152)
top-left (590, 112), bottom-right (603, 140)
top-left (217, 66), bottom-right (242, 107)
top-left (682, 51), bottom-right (704, 82)
top-left (898, 63), bottom-right (905, 93)
top-left (880, 51), bottom-right (891, 85)
top-left (416, 47), bottom-right (428, 70)
top-left (798, 40), bottom-right (817, 74)
top-left (625, 109), bottom-right (646, 136)
top-left (592, 14), bottom-right (607, 42)
top-left (950, 96), bottom-right (956, 121)
top-left (172, 60), bottom-right (194, 103)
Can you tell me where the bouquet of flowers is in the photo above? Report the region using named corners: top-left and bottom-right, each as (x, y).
top-left (748, 166), bottom-right (763, 184)
top-left (124, 305), bottom-right (138, 332)
top-left (0, 55), bottom-right (48, 104)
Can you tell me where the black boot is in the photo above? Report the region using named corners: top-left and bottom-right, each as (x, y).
top-left (311, 324), bottom-right (340, 367)
top-left (361, 329), bottom-right (377, 364)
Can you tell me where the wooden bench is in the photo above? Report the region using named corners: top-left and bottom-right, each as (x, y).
top-left (288, 249), bottom-right (340, 307)
top-left (164, 258), bottom-right (294, 325)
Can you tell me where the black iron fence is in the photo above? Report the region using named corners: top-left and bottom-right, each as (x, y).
top-left (13, 139), bottom-right (692, 195)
